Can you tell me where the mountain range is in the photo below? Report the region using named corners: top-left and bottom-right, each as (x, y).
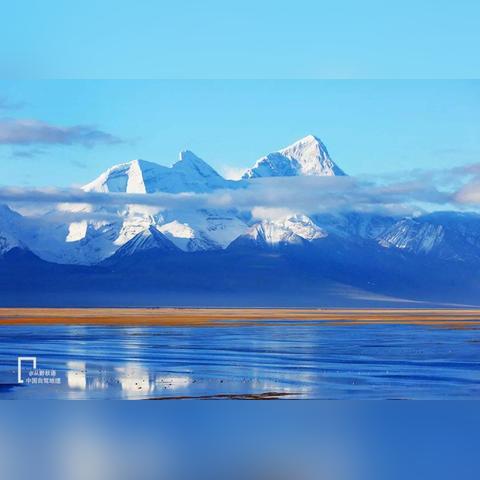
top-left (1, 134), bottom-right (480, 307)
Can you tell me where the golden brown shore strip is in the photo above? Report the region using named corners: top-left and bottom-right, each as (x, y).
top-left (0, 308), bottom-right (479, 328)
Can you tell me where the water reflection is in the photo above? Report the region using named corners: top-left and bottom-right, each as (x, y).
top-left (115, 364), bottom-right (152, 398)
top-left (67, 361), bottom-right (87, 391)
top-left (155, 375), bottom-right (192, 390)
top-left (0, 323), bottom-right (479, 399)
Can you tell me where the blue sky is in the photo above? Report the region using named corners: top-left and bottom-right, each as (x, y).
top-left (1, 0), bottom-right (479, 79)
top-left (0, 80), bottom-right (479, 187)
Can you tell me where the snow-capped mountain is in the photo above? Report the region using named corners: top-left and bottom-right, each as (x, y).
top-left (55, 135), bottom-right (347, 264)
top-left (230, 214), bottom-right (327, 249)
top-left (58, 204), bottom-right (248, 262)
top-left (243, 135), bottom-right (346, 179)
top-left (3, 134), bottom-right (480, 306)
top-left (3, 134), bottom-right (480, 292)
top-left (51, 150), bottom-right (246, 263)
top-left (84, 151), bottom-right (234, 194)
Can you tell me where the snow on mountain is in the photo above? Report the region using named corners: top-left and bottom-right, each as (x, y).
top-left (112, 226), bottom-right (179, 258)
top-left (243, 135), bottom-right (346, 179)
top-left (231, 214), bottom-right (327, 248)
top-left (313, 212), bottom-right (397, 241)
top-left (107, 209), bottom-right (248, 259)
top-left (53, 203), bottom-right (248, 263)
top-left (378, 218), bottom-right (444, 254)
top-left (1, 137), bottom-right (346, 264)
top-left (159, 209), bottom-right (248, 251)
top-left (7, 134), bottom-right (480, 271)
top-left (377, 212), bottom-right (480, 262)
top-left (158, 221), bottom-right (218, 252)
top-left (170, 150), bottom-right (235, 192)
top-left (10, 200), bottom-right (153, 265)
top-left (83, 159), bottom-right (162, 193)
top-left (280, 214), bottom-right (327, 241)
top-left (50, 150), bottom-right (243, 262)
top-left (84, 151), bottom-right (234, 194)
top-left (0, 204), bottom-right (30, 255)
top-left (51, 138), bottom-right (346, 263)
top-left (61, 220), bottom-right (124, 264)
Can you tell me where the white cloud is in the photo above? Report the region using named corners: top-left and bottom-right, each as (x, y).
top-left (0, 118), bottom-right (122, 147)
top-left (1, 162), bottom-right (480, 223)
top-left (219, 166), bottom-right (246, 180)
top-left (251, 206), bottom-right (295, 221)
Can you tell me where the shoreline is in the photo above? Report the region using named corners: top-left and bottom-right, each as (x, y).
top-left (0, 308), bottom-right (480, 328)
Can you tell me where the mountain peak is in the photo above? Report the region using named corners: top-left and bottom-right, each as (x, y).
top-left (174, 150), bottom-right (222, 178)
top-left (83, 159), bottom-right (168, 194)
top-left (229, 214), bottom-right (327, 250)
top-left (243, 135), bottom-right (346, 179)
top-left (177, 149), bottom-right (202, 163)
top-left (84, 151), bottom-right (231, 194)
top-left (294, 134), bottom-right (321, 144)
top-left (108, 225), bottom-right (180, 260)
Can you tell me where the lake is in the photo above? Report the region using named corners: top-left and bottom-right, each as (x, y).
top-left (1, 319), bottom-right (479, 399)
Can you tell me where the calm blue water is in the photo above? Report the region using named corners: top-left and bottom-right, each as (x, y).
top-left (0, 322), bottom-right (479, 399)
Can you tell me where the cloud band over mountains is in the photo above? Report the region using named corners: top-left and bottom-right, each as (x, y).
top-left (2, 163), bottom-right (480, 221)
